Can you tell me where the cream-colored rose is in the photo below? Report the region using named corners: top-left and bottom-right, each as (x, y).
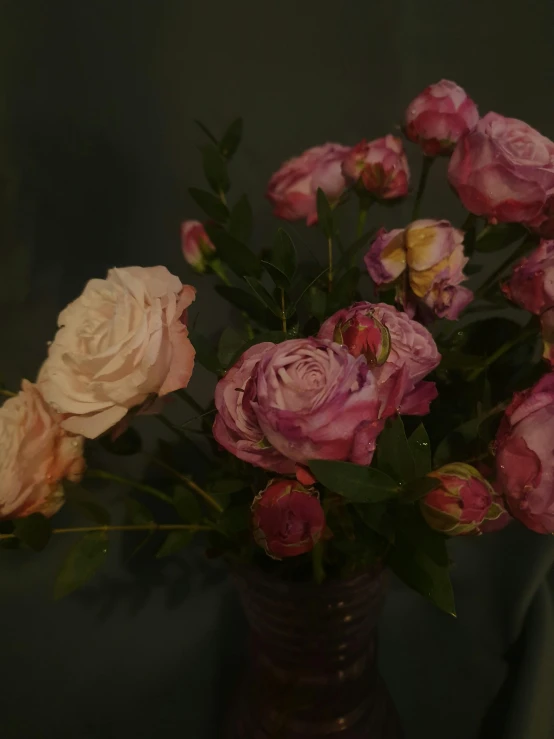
top-left (38, 266), bottom-right (196, 439)
top-left (0, 381), bottom-right (85, 519)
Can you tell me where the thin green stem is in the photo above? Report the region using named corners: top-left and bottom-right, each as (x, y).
top-left (85, 469), bottom-right (173, 504)
top-left (210, 259), bottom-right (231, 286)
top-left (411, 156), bottom-right (433, 221)
top-left (0, 389), bottom-right (16, 398)
top-left (327, 236), bottom-right (333, 292)
top-left (0, 522), bottom-right (212, 541)
top-left (357, 207), bottom-right (368, 238)
top-left (280, 288), bottom-right (287, 333)
top-left (219, 190), bottom-right (227, 206)
top-left (151, 457), bottom-right (224, 513)
top-left (467, 325), bottom-right (537, 381)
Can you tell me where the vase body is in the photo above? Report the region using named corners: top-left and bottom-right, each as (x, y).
top-left (228, 566), bottom-right (403, 738)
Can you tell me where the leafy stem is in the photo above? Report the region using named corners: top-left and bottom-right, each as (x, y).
top-left (327, 236), bottom-right (333, 292)
top-left (85, 469), bottom-right (173, 504)
top-left (411, 156), bottom-right (433, 221)
top-left (150, 457), bottom-right (224, 513)
top-left (0, 522), bottom-right (212, 541)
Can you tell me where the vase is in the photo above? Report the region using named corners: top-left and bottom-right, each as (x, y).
top-left (227, 565), bottom-right (403, 738)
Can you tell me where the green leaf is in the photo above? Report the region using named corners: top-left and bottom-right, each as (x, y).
top-left (312, 541), bottom-right (326, 584)
top-left (260, 260), bottom-right (291, 289)
top-left (125, 497), bottom-right (153, 525)
top-left (396, 505), bottom-right (450, 567)
top-left (189, 332), bottom-right (221, 374)
top-left (215, 285), bottom-right (279, 328)
top-left (14, 514), bottom-right (51, 551)
top-left (219, 117), bottom-right (243, 159)
top-left (402, 476), bottom-right (441, 503)
top-left (309, 460), bottom-right (398, 502)
top-left (217, 326), bottom-right (246, 368)
top-left (272, 229), bottom-right (297, 281)
top-left (305, 286), bottom-right (327, 323)
top-left (244, 276), bottom-right (283, 317)
top-left (316, 188), bottom-right (333, 237)
top-left (189, 187), bottom-right (229, 222)
top-left (201, 145), bottom-right (230, 193)
top-left (226, 330), bottom-right (286, 367)
top-left (205, 226), bottom-right (260, 278)
top-left (156, 530), bottom-right (193, 558)
top-left (355, 503), bottom-right (394, 542)
top-left (207, 478), bottom-right (247, 495)
top-left (329, 267), bottom-right (360, 311)
top-left (475, 223), bottom-right (526, 252)
top-left (216, 503), bottom-right (251, 536)
top-left (194, 119), bottom-right (219, 146)
top-left (376, 416), bottom-right (415, 483)
top-left (54, 532), bottom-right (108, 599)
top-left (99, 426), bottom-right (142, 456)
top-left (229, 195), bottom-right (253, 242)
top-left (64, 482), bottom-right (111, 525)
top-left (433, 417), bottom-right (481, 468)
top-left (292, 268), bottom-right (329, 313)
top-left (174, 485), bottom-right (202, 523)
top-left (408, 424), bottom-right (432, 477)
top-left (335, 229), bottom-right (376, 274)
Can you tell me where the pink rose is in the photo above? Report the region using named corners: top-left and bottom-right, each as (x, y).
top-left (213, 343), bottom-right (295, 474)
top-left (266, 143), bottom-right (350, 226)
top-left (0, 381), bottom-right (85, 519)
top-left (252, 479), bottom-right (325, 559)
top-left (251, 338), bottom-right (400, 466)
top-left (421, 463), bottom-right (504, 535)
top-left (318, 302), bottom-right (440, 415)
top-left (541, 308), bottom-right (554, 367)
top-left (404, 80), bottom-right (479, 157)
top-left (448, 112), bottom-right (554, 231)
top-left (495, 373), bottom-right (554, 534)
top-left (342, 135), bottom-right (410, 199)
top-left (38, 266), bottom-right (196, 439)
top-left (365, 220), bottom-right (473, 320)
top-left (181, 220), bottom-right (215, 273)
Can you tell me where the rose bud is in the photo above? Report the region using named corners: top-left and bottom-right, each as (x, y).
top-left (252, 479), bottom-right (325, 559)
top-left (181, 220), bottom-right (215, 273)
top-left (342, 135), bottom-right (410, 200)
top-left (421, 463), bottom-right (504, 535)
top-left (266, 143), bottom-right (350, 226)
top-left (495, 374), bottom-right (554, 534)
top-left (448, 112), bottom-right (554, 232)
top-left (0, 381), bottom-right (85, 519)
top-left (318, 302), bottom-right (440, 415)
top-left (404, 80), bottom-right (479, 157)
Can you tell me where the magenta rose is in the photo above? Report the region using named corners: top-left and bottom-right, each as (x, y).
top-left (213, 343), bottom-right (295, 474)
top-left (342, 135), bottom-right (410, 199)
top-left (495, 373), bottom-right (554, 534)
top-left (365, 220), bottom-right (473, 320)
top-left (448, 112), bottom-right (554, 231)
top-left (266, 143), bottom-right (350, 226)
top-left (252, 479), bottom-right (325, 559)
top-left (181, 220), bottom-right (215, 273)
top-left (318, 302), bottom-right (440, 415)
top-left (405, 80), bottom-right (479, 157)
top-left (421, 463), bottom-right (504, 535)
top-left (250, 338), bottom-right (402, 467)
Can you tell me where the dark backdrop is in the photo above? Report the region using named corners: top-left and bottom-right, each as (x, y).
top-left (0, 2), bottom-right (553, 738)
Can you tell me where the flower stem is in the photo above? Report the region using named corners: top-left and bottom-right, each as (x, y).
top-left (356, 199), bottom-right (373, 238)
top-left (0, 388), bottom-right (16, 398)
top-left (210, 259), bottom-right (231, 286)
top-left (280, 288), bottom-right (287, 333)
top-left (219, 190), bottom-right (227, 206)
top-left (411, 156), bottom-right (433, 221)
top-left (0, 522), bottom-right (212, 541)
top-left (150, 457), bottom-right (223, 513)
top-left (475, 236), bottom-right (532, 299)
top-left (85, 469), bottom-right (173, 504)
top-left (467, 325), bottom-right (538, 381)
top-left (327, 236), bottom-right (333, 292)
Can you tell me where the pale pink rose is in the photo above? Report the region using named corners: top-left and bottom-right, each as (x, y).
top-left (38, 266), bottom-right (196, 439)
top-left (181, 220), bottom-right (215, 272)
top-left (342, 135), bottom-right (410, 199)
top-left (318, 302), bottom-right (440, 415)
top-left (266, 143), bottom-right (350, 225)
top-left (365, 220), bottom-right (473, 320)
top-left (495, 373), bottom-right (554, 534)
top-left (213, 343), bottom-right (295, 473)
top-left (405, 80), bottom-right (479, 157)
top-left (0, 381), bottom-right (84, 519)
top-left (252, 479), bottom-right (325, 559)
top-left (251, 338), bottom-right (402, 466)
top-left (421, 463), bottom-right (504, 535)
top-left (448, 112), bottom-right (554, 231)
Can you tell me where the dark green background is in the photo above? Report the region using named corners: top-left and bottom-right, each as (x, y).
top-left (0, 1), bottom-right (553, 737)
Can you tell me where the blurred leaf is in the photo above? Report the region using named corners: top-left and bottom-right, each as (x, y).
top-left (206, 226), bottom-right (260, 278)
top-left (244, 276), bottom-right (283, 317)
top-left (174, 485), bottom-right (202, 523)
top-left (305, 286), bottom-right (327, 323)
top-left (316, 188), bottom-right (333, 238)
top-left (125, 497), bottom-right (154, 525)
top-left (218, 326), bottom-right (246, 368)
top-left (189, 332), bottom-right (221, 374)
top-left (229, 195), bottom-right (253, 242)
top-left (207, 478), bottom-right (247, 495)
top-left (65, 482), bottom-right (111, 524)
top-left (329, 267), bottom-right (360, 311)
top-left (433, 416), bottom-right (481, 467)
top-left (293, 268), bottom-right (329, 312)
top-left (312, 542), bottom-right (326, 584)
top-left (402, 476), bottom-right (441, 503)
top-left (408, 424), bottom-right (432, 477)
top-left (309, 460), bottom-right (398, 502)
top-left (475, 223), bottom-right (526, 252)
top-left (201, 145), bottom-right (230, 193)
top-left (355, 503), bottom-right (394, 542)
top-left (396, 506), bottom-right (450, 567)
top-left (375, 416), bottom-right (415, 483)
top-left (194, 119), bottom-right (219, 146)
top-left (156, 530), bottom-right (193, 558)
top-left (14, 513), bottom-right (51, 551)
top-left (217, 503), bottom-right (251, 536)
top-left (219, 117), bottom-right (243, 159)
top-left (54, 532), bottom-right (108, 599)
top-left (189, 187), bottom-right (229, 222)
top-left (261, 260), bottom-right (291, 289)
top-left (215, 285), bottom-right (278, 328)
top-left (99, 426), bottom-right (142, 456)
top-left (465, 264), bottom-right (482, 276)
top-left (439, 351), bottom-right (483, 371)
top-left (272, 229), bottom-right (297, 280)
top-left (335, 229), bottom-right (376, 274)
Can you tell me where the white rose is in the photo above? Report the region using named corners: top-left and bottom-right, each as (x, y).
top-left (38, 266), bottom-right (196, 438)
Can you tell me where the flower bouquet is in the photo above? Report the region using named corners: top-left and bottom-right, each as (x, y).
top-left (2, 79), bottom-right (554, 737)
